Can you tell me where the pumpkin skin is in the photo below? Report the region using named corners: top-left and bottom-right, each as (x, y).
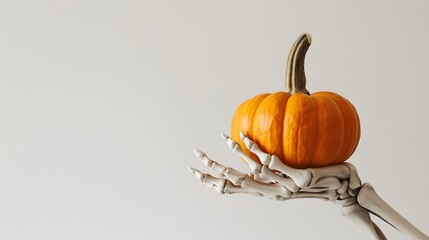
top-left (231, 91), bottom-right (360, 169)
top-left (230, 34), bottom-right (360, 169)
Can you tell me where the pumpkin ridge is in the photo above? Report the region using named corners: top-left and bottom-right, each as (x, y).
top-left (252, 92), bottom-right (289, 160)
top-left (326, 92), bottom-right (349, 164)
top-left (322, 92), bottom-right (360, 163)
top-left (272, 92), bottom-right (289, 159)
top-left (283, 96), bottom-right (298, 167)
top-left (326, 94), bottom-right (345, 165)
top-left (319, 92), bottom-right (347, 165)
top-left (306, 95), bottom-right (319, 167)
top-left (306, 95), bottom-right (319, 168)
top-left (344, 98), bottom-right (361, 160)
top-left (294, 101), bottom-right (302, 168)
top-left (231, 93), bottom-right (270, 163)
top-left (283, 93), bottom-right (318, 168)
top-left (247, 94), bottom-right (270, 162)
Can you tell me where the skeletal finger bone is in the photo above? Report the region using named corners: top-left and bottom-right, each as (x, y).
top-left (240, 132), bottom-right (271, 165)
top-left (264, 154), bottom-right (311, 188)
top-left (242, 175), bottom-right (292, 199)
top-left (252, 172), bottom-right (275, 184)
top-left (251, 166), bottom-right (293, 185)
top-left (193, 149), bottom-right (227, 173)
top-left (193, 149), bottom-right (246, 185)
top-left (341, 203), bottom-right (387, 240)
top-left (189, 167), bottom-right (227, 194)
top-left (239, 132), bottom-right (312, 189)
top-left (358, 183), bottom-right (429, 240)
top-left (189, 167), bottom-right (262, 196)
top-left (222, 133), bottom-right (262, 174)
top-left (223, 181), bottom-right (263, 196)
top-left (259, 166), bottom-right (299, 192)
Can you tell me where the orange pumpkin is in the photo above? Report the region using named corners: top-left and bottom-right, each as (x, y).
top-left (231, 34), bottom-right (360, 169)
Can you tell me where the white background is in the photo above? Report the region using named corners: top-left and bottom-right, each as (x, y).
top-left (0, 1), bottom-right (428, 239)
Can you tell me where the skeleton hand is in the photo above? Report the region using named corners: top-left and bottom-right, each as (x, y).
top-left (189, 133), bottom-right (428, 240)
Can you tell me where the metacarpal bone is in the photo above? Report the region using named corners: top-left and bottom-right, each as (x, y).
top-left (292, 190), bottom-right (338, 201)
top-left (308, 164), bottom-right (350, 182)
top-left (307, 177), bottom-right (342, 190)
top-left (358, 183), bottom-right (429, 240)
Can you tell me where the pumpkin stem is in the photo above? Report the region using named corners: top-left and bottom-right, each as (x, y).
top-left (286, 33), bottom-right (312, 95)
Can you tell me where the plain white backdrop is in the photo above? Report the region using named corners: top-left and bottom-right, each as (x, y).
top-left (0, 1), bottom-right (428, 239)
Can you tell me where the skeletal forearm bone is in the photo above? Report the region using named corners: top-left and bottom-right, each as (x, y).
top-left (358, 183), bottom-right (429, 240)
top-left (341, 203), bottom-right (387, 240)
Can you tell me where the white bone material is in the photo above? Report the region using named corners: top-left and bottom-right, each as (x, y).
top-left (358, 183), bottom-right (429, 240)
top-left (222, 133), bottom-right (261, 174)
top-left (240, 133), bottom-right (312, 188)
top-left (341, 203), bottom-right (387, 240)
top-left (190, 133), bottom-right (429, 240)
